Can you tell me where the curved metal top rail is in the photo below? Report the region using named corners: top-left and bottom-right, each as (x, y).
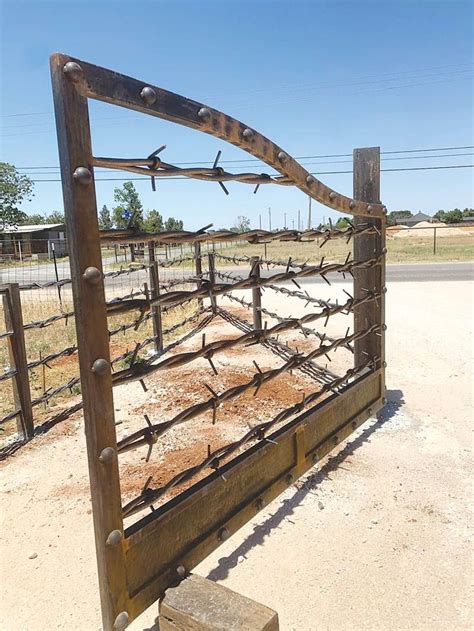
top-left (52, 53), bottom-right (384, 218)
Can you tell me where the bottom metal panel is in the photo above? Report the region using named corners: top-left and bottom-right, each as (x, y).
top-left (123, 369), bottom-right (384, 620)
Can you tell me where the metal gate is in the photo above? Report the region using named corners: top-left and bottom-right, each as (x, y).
top-left (51, 53), bottom-right (386, 630)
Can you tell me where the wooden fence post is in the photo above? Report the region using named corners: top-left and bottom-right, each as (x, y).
top-left (2, 283), bottom-right (34, 439)
top-left (353, 147), bottom-right (386, 393)
top-left (250, 256), bottom-right (262, 330)
top-left (148, 241), bottom-right (163, 353)
top-left (194, 242), bottom-right (203, 309)
top-left (207, 252), bottom-right (217, 312)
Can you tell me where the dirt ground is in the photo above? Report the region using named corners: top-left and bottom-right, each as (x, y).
top-left (0, 277), bottom-right (472, 630)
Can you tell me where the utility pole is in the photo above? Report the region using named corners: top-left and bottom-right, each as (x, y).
top-left (284, 212), bottom-right (286, 229)
top-left (268, 207), bottom-right (272, 231)
top-left (259, 214), bottom-right (262, 230)
top-left (292, 218), bottom-right (295, 230)
top-left (298, 210), bottom-right (301, 231)
top-left (308, 195), bottom-right (312, 229)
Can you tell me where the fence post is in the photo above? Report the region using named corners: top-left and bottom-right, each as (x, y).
top-left (207, 252), bottom-right (217, 312)
top-left (353, 147), bottom-right (386, 393)
top-left (433, 227), bottom-right (437, 255)
top-left (2, 283), bottom-right (34, 439)
top-left (250, 256), bottom-right (262, 330)
top-left (148, 241), bottom-right (163, 353)
top-left (194, 242), bottom-right (203, 309)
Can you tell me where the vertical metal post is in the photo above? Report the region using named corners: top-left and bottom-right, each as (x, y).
top-left (148, 241), bottom-right (163, 353)
top-left (50, 53), bottom-right (128, 631)
top-left (2, 283), bottom-right (34, 438)
top-left (194, 242), bottom-right (203, 309)
top-left (250, 256), bottom-right (262, 330)
top-left (433, 227), bottom-right (437, 255)
top-left (207, 252), bottom-right (217, 312)
top-left (353, 147), bottom-right (385, 394)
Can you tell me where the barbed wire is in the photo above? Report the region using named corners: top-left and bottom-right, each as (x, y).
top-left (121, 358), bottom-right (376, 518)
top-left (99, 223), bottom-right (380, 247)
top-left (117, 322), bottom-right (380, 464)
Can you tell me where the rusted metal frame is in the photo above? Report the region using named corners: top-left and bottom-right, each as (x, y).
top-left (147, 242), bottom-right (164, 353)
top-left (353, 148), bottom-right (386, 398)
top-left (1, 283), bottom-right (34, 438)
top-left (122, 368), bottom-right (384, 619)
top-left (53, 53), bottom-right (383, 218)
top-left (50, 54), bottom-right (128, 631)
top-left (250, 256), bottom-right (263, 330)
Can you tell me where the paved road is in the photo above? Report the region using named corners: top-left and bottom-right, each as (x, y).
top-left (1, 261), bottom-right (472, 287)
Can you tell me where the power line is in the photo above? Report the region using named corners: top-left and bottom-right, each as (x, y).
top-left (26, 163), bottom-right (474, 183)
top-left (2, 61), bottom-right (472, 118)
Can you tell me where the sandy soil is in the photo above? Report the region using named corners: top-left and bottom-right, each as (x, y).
top-left (1, 278), bottom-right (472, 630)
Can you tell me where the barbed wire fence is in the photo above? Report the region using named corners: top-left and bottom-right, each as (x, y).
top-left (0, 224), bottom-right (377, 460)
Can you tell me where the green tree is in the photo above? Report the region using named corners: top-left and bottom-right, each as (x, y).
top-left (232, 215), bottom-right (251, 233)
top-left (18, 213), bottom-right (46, 225)
top-left (387, 210), bottom-right (413, 226)
top-left (462, 208), bottom-right (474, 217)
top-left (335, 216), bottom-right (350, 229)
top-left (443, 209), bottom-right (463, 224)
top-left (98, 204), bottom-right (112, 229)
top-left (433, 209), bottom-right (446, 222)
top-left (164, 217), bottom-right (184, 231)
top-left (46, 211), bottom-right (65, 223)
top-left (143, 209), bottom-right (164, 233)
top-left (112, 182), bottom-right (143, 228)
top-left (0, 162), bottom-right (34, 229)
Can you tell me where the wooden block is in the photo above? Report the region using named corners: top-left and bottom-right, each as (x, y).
top-left (159, 574), bottom-right (279, 631)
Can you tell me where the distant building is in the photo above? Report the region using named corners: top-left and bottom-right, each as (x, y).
top-left (0, 223), bottom-right (67, 260)
top-left (401, 212), bottom-right (434, 226)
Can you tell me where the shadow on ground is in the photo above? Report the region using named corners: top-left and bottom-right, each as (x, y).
top-left (205, 389), bottom-right (405, 582)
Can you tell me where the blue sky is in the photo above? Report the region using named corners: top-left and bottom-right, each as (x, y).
top-left (1, 0), bottom-right (473, 230)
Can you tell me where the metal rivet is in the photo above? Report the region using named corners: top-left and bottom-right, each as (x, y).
top-left (218, 527), bottom-right (230, 542)
top-left (198, 107), bottom-right (211, 121)
top-left (352, 421), bottom-right (357, 429)
top-left (63, 61), bottom-right (82, 80)
top-left (381, 247), bottom-right (387, 254)
top-left (113, 611), bottom-right (129, 630)
top-left (277, 151), bottom-right (287, 162)
top-left (382, 361), bottom-right (387, 368)
top-left (383, 287), bottom-right (388, 294)
top-left (306, 175), bottom-right (315, 186)
top-left (382, 324), bottom-right (387, 330)
top-left (106, 530), bottom-right (123, 547)
top-left (73, 166), bottom-right (92, 184)
top-left (99, 447), bottom-right (116, 464)
top-left (140, 86), bottom-right (156, 106)
top-left (349, 201), bottom-right (356, 209)
top-left (82, 266), bottom-right (102, 284)
top-left (382, 398), bottom-right (387, 405)
top-left (367, 205), bottom-right (374, 212)
top-left (368, 408), bottom-right (373, 416)
top-left (329, 192), bottom-right (337, 200)
top-left (286, 473), bottom-right (294, 484)
top-left (256, 497), bottom-right (264, 510)
top-left (242, 128), bottom-right (254, 139)
top-left (92, 358), bottom-right (109, 375)
top-left (176, 565), bottom-right (186, 578)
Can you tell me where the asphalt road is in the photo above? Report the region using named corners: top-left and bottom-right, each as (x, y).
top-left (1, 261), bottom-right (472, 287)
